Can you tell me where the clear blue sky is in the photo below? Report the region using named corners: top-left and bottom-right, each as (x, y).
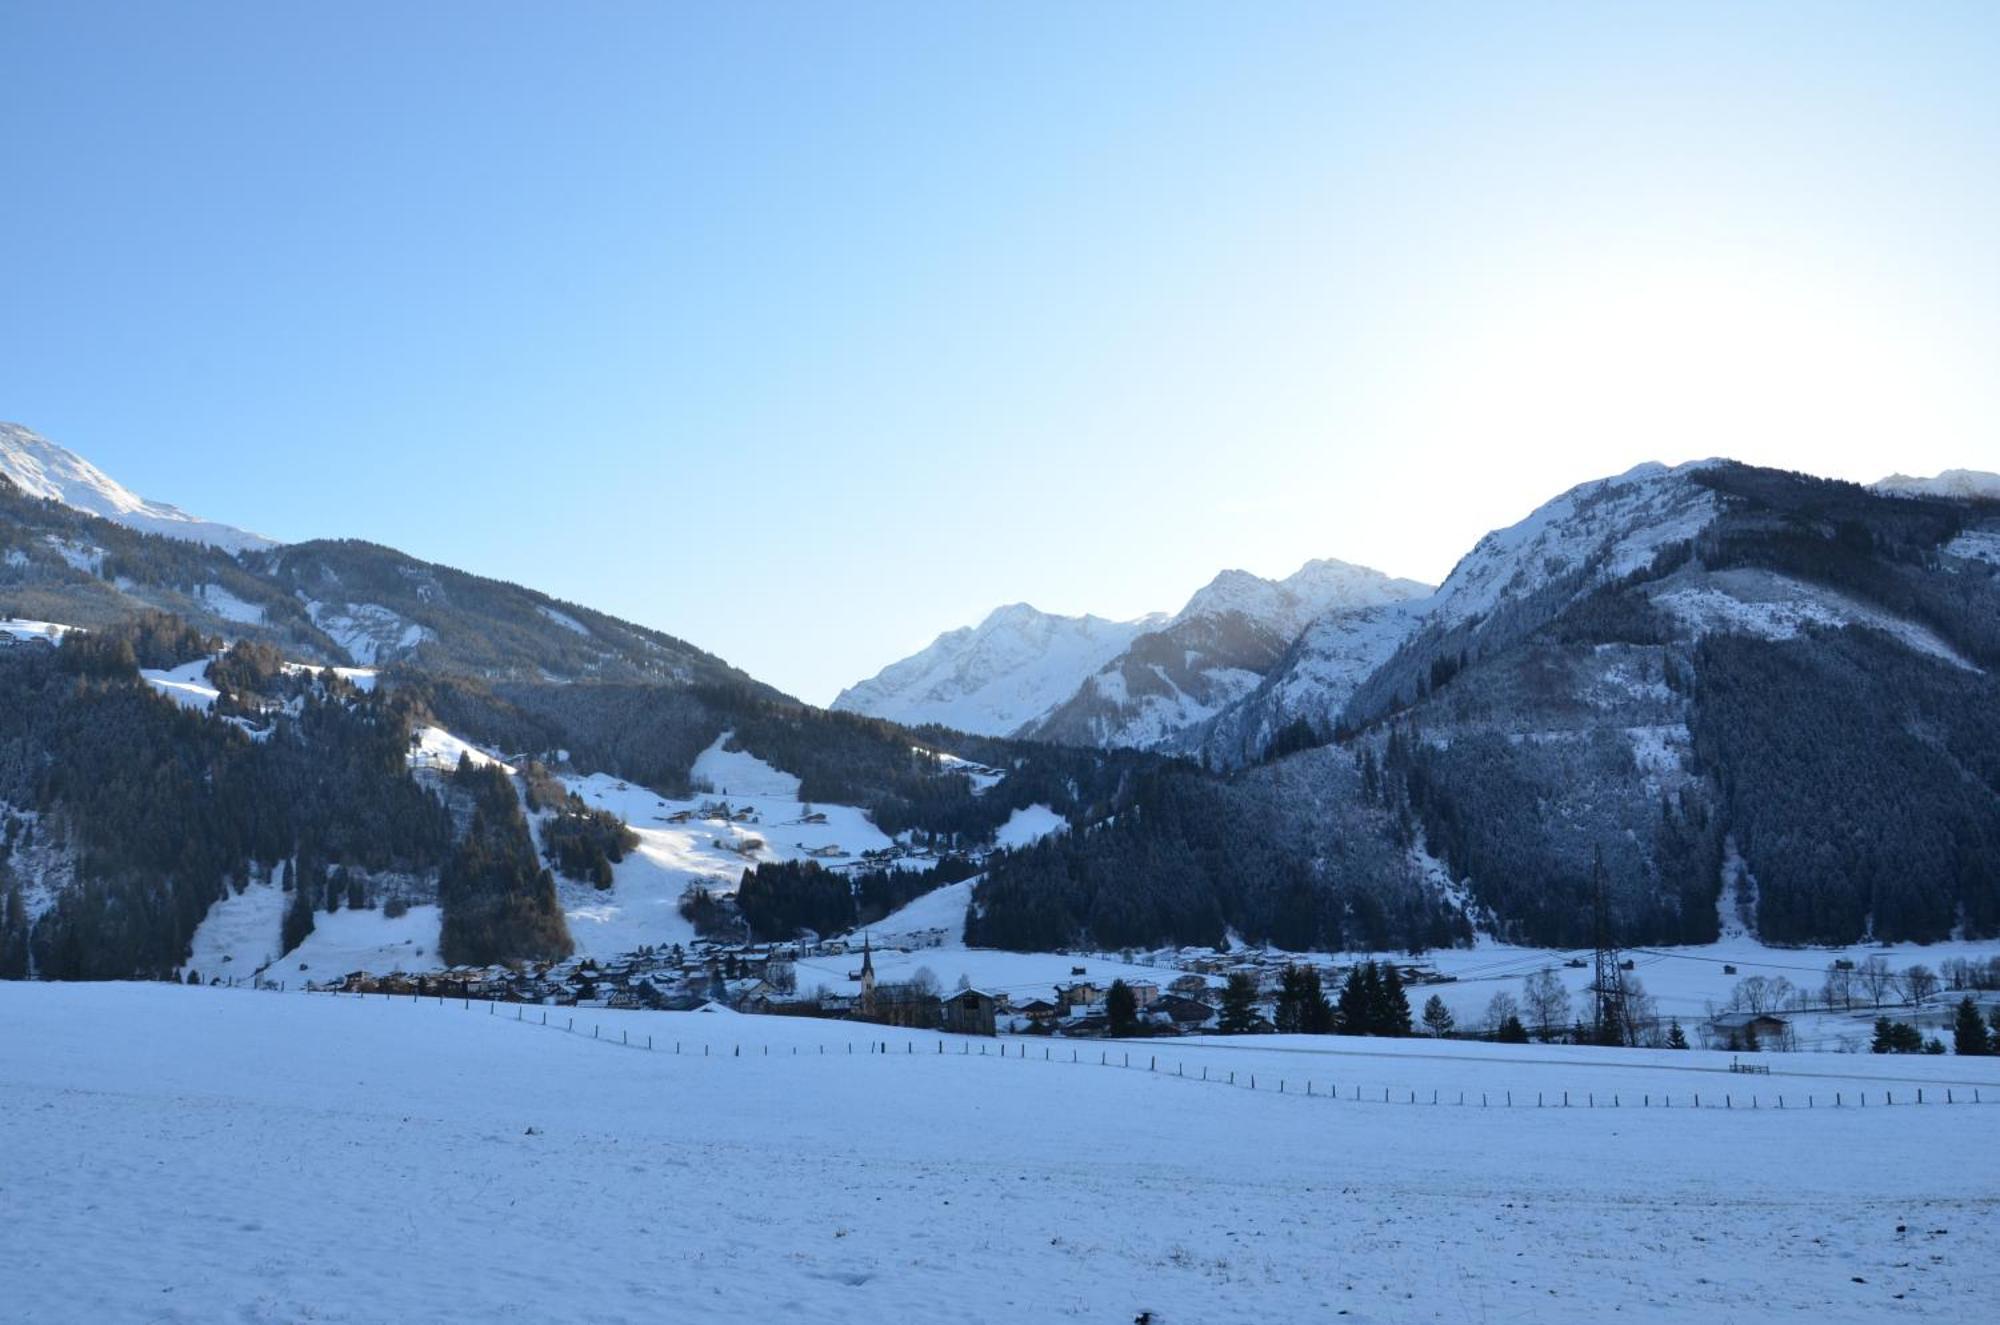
top-left (5, 2), bottom-right (1997, 702)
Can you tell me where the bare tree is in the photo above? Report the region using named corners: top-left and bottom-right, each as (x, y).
top-left (1484, 990), bottom-right (1521, 1036)
top-left (1858, 955), bottom-right (1895, 1007)
top-left (1623, 975), bottom-right (1660, 1046)
top-left (1733, 975), bottom-right (1772, 1014)
top-left (1822, 962), bottom-right (1855, 1011)
top-left (1523, 968), bottom-right (1571, 1039)
top-left (1901, 964), bottom-right (1939, 1006)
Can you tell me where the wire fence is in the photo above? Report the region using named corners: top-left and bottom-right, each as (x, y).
top-left (299, 987), bottom-right (2000, 1114)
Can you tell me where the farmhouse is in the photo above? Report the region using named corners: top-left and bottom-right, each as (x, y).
top-left (1054, 981), bottom-right (1100, 1011)
top-left (1151, 993), bottom-right (1216, 1028)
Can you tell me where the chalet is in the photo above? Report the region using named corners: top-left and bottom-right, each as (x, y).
top-left (662, 810), bottom-right (694, 824)
top-left (1151, 993), bottom-right (1216, 1028)
top-left (1055, 981), bottom-right (1100, 1011)
top-left (724, 978), bottom-right (777, 1011)
top-left (1017, 998), bottom-right (1061, 1027)
top-left (1126, 981), bottom-right (1160, 1009)
top-left (942, 988), bottom-right (999, 1037)
top-left (799, 811), bottom-right (829, 825)
top-left (805, 844), bottom-right (847, 859)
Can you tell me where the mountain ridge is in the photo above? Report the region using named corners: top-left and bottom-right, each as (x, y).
top-left (0, 422), bottom-right (276, 554)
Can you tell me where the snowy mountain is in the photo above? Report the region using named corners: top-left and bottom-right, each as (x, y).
top-left (1873, 468), bottom-right (2000, 501)
top-left (1024, 559), bottom-right (1432, 751)
top-left (1194, 598), bottom-right (1432, 764)
top-left (0, 422), bottom-right (275, 553)
top-left (7, 427), bottom-right (1999, 975)
top-left (1332, 460), bottom-right (1727, 733)
top-left (831, 604), bottom-right (1165, 735)
top-left (838, 559), bottom-right (1431, 748)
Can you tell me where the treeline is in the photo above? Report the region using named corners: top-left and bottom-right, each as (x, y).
top-left (1, 623), bottom-right (452, 979)
top-left (733, 854), bottom-right (978, 942)
top-left (436, 758), bottom-right (572, 967)
top-left (1691, 629), bottom-right (2000, 944)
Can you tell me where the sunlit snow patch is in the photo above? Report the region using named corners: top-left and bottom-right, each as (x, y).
top-left (995, 803), bottom-right (1068, 849)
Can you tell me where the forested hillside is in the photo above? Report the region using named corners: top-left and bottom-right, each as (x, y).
top-left (0, 622), bottom-right (451, 979)
top-left (968, 748), bottom-right (1471, 953)
top-left (1306, 464), bottom-right (2000, 948)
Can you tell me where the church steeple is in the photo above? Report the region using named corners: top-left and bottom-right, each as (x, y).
top-left (859, 932), bottom-right (877, 1015)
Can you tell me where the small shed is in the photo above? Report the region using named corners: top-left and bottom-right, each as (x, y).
top-left (943, 988), bottom-right (999, 1037)
top-left (1706, 1011), bottom-right (1788, 1049)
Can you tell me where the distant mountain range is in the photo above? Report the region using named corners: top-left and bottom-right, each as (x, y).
top-left (842, 461), bottom-right (2000, 769)
top-left (835, 559), bottom-right (1430, 749)
top-left (1873, 469), bottom-right (2000, 501)
top-left (3, 417), bottom-right (1997, 974)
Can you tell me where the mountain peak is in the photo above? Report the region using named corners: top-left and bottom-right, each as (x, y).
top-left (0, 421), bottom-right (277, 553)
top-left (831, 603), bottom-right (1165, 735)
top-left (1873, 469), bottom-right (2000, 501)
top-left (1175, 557), bottom-right (1430, 635)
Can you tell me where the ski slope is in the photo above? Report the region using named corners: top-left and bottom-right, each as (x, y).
top-left (4, 982), bottom-right (1996, 1324)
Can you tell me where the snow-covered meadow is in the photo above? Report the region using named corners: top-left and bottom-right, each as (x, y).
top-left (4, 981), bottom-right (1996, 1323)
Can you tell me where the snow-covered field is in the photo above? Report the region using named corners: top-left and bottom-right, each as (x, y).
top-left (4, 982), bottom-right (1996, 1323)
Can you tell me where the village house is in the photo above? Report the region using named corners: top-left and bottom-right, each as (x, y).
top-left (1016, 998), bottom-right (1061, 1027)
top-left (1150, 993), bottom-right (1217, 1029)
top-left (1055, 981), bottom-right (1100, 1011)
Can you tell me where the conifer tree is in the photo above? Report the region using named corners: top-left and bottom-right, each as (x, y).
top-left (1953, 996), bottom-right (1990, 1056)
top-left (281, 873), bottom-right (316, 955)
top-left (1420, 994), bottom-right (1454, 1038)
top-left (1337, 962), bottom-right (1376, 1034)
top-left (1666, 1019), bottom-right (1689, 1050)
top-left (1275, 965), bottom-right (1332, 1034)
top-left (1218, 972), bottom-right (1262, 1034)
top-left (1380, 963), bottom-right (1413, 1036)
top-left (1107, 979), bottom-right (1139, 1037)
top-left (1496, 1014), bottom-right (1530, 1043)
